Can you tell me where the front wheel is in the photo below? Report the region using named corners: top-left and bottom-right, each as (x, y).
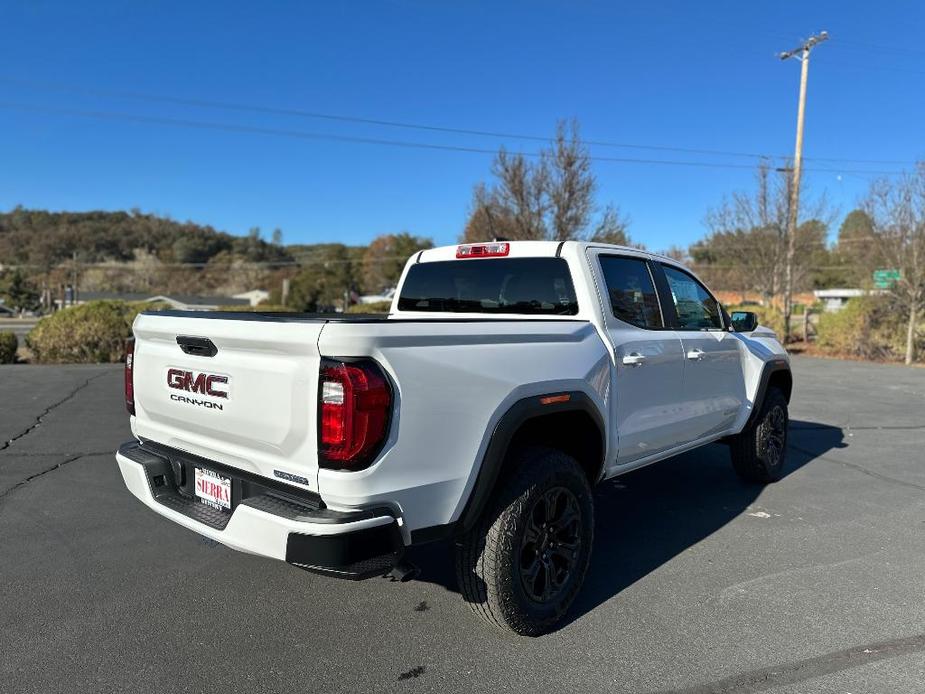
top-left (730, 386), bottom-right (789, 483)
top-left (454, 447), bottom-right (594, 636)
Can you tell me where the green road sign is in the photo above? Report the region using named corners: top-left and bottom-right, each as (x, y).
top-left (873, 269), bottom-right (901, 289)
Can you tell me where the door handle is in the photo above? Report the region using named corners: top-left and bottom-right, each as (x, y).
top-left (686, 348), bottom-right (705, 361)
top-left (622, 352), bottom-right (646, 367)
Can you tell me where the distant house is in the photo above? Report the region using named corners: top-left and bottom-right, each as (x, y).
top-left (813, 288), bottom-right (870, 313)
top-left (0, 303), bottom-right (16, 317)
top-left (232, 289), bottom-right (270, 307)
top-left (56, 292), bottom-right (251, 311)
top-left (358, 288), bottom-right (395, 305)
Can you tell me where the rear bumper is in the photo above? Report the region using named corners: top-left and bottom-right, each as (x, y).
top-left (116, 440), bottom-right (404, 578)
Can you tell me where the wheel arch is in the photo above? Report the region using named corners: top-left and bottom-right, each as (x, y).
top-left (456, 391), bottom-right (606, 534)
top-left (768, 366), bottom-right (793, 403)
top-left (746, 358), bottom-right (792, 429)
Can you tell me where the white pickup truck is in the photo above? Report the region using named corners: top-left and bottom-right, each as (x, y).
top-left (117, 240), bottom-right (791, 635)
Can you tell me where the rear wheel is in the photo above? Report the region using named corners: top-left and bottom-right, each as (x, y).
top-left (455, 447), bottom-right (594, 636)
top-left (730, 387), bottom-right (789, 483)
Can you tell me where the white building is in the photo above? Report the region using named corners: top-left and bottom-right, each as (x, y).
top-left (232, 289), bottom-right (271, 307)
top-left (60, 292), bottom-right (251, 311)
top-left (813, 288), bottom-right (869, 313)
top-left (358, 288), bottom-right (395, 305)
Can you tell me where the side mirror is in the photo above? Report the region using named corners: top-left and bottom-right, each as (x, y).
top-left (730, 311), bottom-right (758, 332)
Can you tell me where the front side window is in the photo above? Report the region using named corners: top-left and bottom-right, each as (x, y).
top-left (598, 256), bottom-right (663, 328)
top-left (397, 258), bottom-right (578, 315)
top-left (662, 265), bottom-right (723, 330)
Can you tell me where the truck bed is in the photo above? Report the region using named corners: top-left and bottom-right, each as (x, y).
top-left (144, 310), bottom-right (587, 323)
top-left (128, 308), bottom-right (606, 532)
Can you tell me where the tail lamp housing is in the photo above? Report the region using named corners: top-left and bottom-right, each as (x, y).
top-left (318, 358), bottom-right (393, 470)
top-left (124, 338), bottom-right (135, 415)
top-left (456, 242), bottom-right (510, 259)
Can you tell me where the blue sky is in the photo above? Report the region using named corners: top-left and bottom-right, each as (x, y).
top-left (1, 1), bottom-right (923, 251)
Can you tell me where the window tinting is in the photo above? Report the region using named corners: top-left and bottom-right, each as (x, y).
top-left (662, 265), bottom-right (723, 330)
top-left (397, 258), bottom-right (578, 315)
top-left (599, 256), bottom-right (662, 328)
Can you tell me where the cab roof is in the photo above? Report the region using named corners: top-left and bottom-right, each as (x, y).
top-left (417, 240), bottom-right (680, 266)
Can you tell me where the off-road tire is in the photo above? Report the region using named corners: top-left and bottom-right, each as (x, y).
top-left (455, 446), bottom-right (594, 636)
top-left (730, 386), bottom-right (789, 484)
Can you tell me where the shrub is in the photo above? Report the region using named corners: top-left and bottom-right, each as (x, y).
top-left (0, 330), bottom-right (18, 364)
top-left (346, 301), bottom-right (392, 314)
top-left (25, 300), bottom-right (176, 364)
top-left (26, 301), bottom-right (135, 363)
top-left (815, 296), bottom-right (913, 360)
top-left (816, 298), bottom-right (871, 356)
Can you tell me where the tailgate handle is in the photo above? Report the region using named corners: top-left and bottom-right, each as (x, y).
top-left (176, 336), bottom-right (218, 357)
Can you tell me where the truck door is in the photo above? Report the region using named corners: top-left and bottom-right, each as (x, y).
top-left (589, 251), bottom-right (687, 466)
top-left (653, 263), bottom-right (746, 442)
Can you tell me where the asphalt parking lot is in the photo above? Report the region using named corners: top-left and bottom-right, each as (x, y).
top-left (2, 356), bottom-right (924, 693)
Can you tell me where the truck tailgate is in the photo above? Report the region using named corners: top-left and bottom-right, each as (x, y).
top-left (131, 313), bottom-right (326, 492)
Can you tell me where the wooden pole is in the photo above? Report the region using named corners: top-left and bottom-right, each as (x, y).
top-left (779, 31), bottom-right (828, 343)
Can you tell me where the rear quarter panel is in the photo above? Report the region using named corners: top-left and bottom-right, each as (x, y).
top-left (317, 319), bottom-right (611, 534)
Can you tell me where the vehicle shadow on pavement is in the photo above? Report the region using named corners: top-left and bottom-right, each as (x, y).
top-left (408, 419), bottom-right (846, 632)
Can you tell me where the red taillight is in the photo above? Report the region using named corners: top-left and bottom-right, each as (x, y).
top-left (318, 359), bottom-right (392, 470)
top-left (456, 242), bottom-right (510, 259)
top-left (124, 338), bottom-right (135, 415)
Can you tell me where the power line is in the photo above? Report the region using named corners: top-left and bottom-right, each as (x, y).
top-left (822, 59), bottom-right (925, 78)
top-left (690, 237), bottom-right (880, 248)
top-left (0, 76), bottom-right (917, 167)
top-left (825, 38), bottom-right (925, 58)
top-left (0, 101), bottom-right (910, 176)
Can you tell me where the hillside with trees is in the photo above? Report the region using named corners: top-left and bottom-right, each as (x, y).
top-left (0, 207), bottom-right (432, 314)
top-left (0, 207), bottom-right (291, 268)
top-left (0, 207), bottom-right (293, 302)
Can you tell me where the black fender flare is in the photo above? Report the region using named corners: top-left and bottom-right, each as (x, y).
top-left (456, 390), bottom-right (605, 534)
top-left (744, 358), bottom-right (792, 430)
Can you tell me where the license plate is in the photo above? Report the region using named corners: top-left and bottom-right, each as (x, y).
top-left (194, 467), bottom-right (232, 511)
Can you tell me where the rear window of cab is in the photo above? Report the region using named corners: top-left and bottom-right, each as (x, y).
top-left (397, 258), bottom-right (579, 315)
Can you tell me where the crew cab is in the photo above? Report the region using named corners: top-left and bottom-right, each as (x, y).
top-left (116, 240), bottom-right (792, 635)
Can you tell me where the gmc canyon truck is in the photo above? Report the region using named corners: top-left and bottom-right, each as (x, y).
top-left (117, 240), bottom-right (792, 636)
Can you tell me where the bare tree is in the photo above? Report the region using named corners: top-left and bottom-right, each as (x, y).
top-left (661, 245), bottom-right (689, 264)
top-left (462, 119), bottom-right (627, 244)
top-left (700, 163), bottom-right (787, 303)
top-left (863, 164), bottom-right (925, 364)
top-left (461, 183), bottom-right (522, 243)
top-left (492, 149), bottom-right (548, 239)
top-left (547, 120), bottom-right (595, 241)
top-left (699, 162), bottom-right (831, 314)
top-left (588, 204), bottom-right (632, 245)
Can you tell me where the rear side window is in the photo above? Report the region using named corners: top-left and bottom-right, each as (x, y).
top-left (662, 265), bottom-right (723, 330)
top-left (598, 256), bottom-right (663, 329)
top-left (397, 258), bottom-right (578, 315)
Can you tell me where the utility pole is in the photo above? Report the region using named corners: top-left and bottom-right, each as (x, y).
top-left (779, 31), bottom-right (828, 342)
top-left (72, 251), bottom-right (80, 305)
